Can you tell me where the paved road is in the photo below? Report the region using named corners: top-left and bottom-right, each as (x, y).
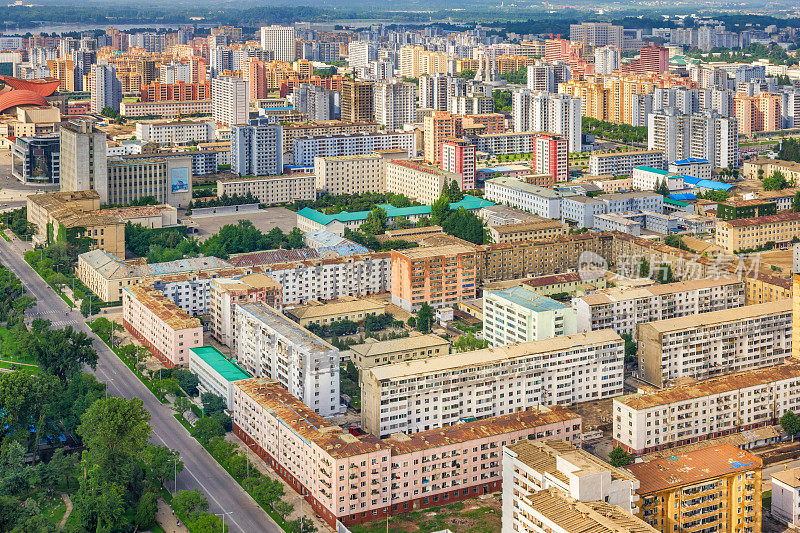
top-left (0, 237), bottom-right (282, 533)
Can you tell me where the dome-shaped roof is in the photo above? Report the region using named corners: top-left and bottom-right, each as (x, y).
top-left (0, 90), bottom-right (49, 114)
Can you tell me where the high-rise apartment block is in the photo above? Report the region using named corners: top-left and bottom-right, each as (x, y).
top-left (440, 138), bottom-right (476, 190)
top-left (648, 108), bottom-right (739, 168)
top-left (90, 63), bottom-right (122, 113)
top-left (231, 123), bottom-right (283, 176)
top-left (594, 45), bottom-right (621, 75)
top-left (569, 22), bottom-right (623, 48)
top-left (235, 302), bottom-right (341, 416)
top-left (259, 25), bottom-right (296, 62)
top-left (59, 120), bottom-right (108, 202)
top-left (341, 79), bottom-right (374, 123)
top-left (512, 90), bottom-right (582, 152)
top-left (212, 76), bottom-right (249, 126)
top-left (373, 80), bottom-right (416, 131)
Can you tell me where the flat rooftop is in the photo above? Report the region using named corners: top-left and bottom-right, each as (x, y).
top-left (394, 243), bottom-right (476, 259)
top-left (237, 302), bottom-right (334, 354)
top-left (507, 439), bottom-right (636, 483)
top-left (350, 334), bottom-right (449, 358)
top-left (615, 361), bottom-right (800, 410)
top-left (624, 443), bottom-right (761, 495)
top-left (189, 346), bottom-right (250, 382)
top-left (523, 489), bottom-right (657, 533)
top-left (639, 298), bottom-right (790, 333)
top-left (286, 297), bottom-right (385, 320)
top-left (488, 286), bottom-right (571, 313)
top-left (575, 276), bottom-right (742, 306)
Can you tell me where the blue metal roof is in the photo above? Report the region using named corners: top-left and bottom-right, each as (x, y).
top-left (489, 286), bottom-right (571, 313)
top-left (669, 193), bottom-right (697, 201)
top-left (672, 158), bottom-right (709, 165)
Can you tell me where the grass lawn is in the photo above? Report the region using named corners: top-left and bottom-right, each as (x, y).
top-left (37, 493), bottom-right (67, 526)
top-left (0, 326), bottom-right (38, 365)
top-left (348, 501), bottom-right (501, 533)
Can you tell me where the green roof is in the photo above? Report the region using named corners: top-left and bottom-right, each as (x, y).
top-left (297, 195), bottom-right (495, 226)
top-left (190, 346), bottom-right (250, 382)
top-left (635, 166), bottom-right (672, 176)
top-left (664, 198), bottom-right (688, 207)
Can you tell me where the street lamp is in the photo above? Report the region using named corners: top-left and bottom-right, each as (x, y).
top-left (216, 511), bottom-right (233, 532)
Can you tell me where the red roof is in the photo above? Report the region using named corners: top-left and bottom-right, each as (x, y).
top-left (0, 74), bottom-right (60, 97)
top-left (0, 90), bottom-right (49, 114)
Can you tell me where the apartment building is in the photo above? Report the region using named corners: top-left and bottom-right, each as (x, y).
top-left (120, 99), bottom-right (213, 118)
top-left (626, 444), bottom-right (761, 533)
top-left (212, 76), bottom-right (249, 126)
top-left (440, 138), bottom-right (476, 191)
top-left (286, 297), bottom-right (385, 327)
top-left (488, 219), bottom-right (568, 243)
top-left (572, 276), bottom-right (745, 337)
top-left (390, 244), bottom-right (477, 312)
top-left (292, 131), bottom-right (415, 167)
top-left (259, 252), bottom-right (392, 305)
top-left (484, 272), bottom-right (607, 298)
top-left (501, 439), bottom-right (640, 529)
top-left (59, 120), bottom-right (107, 201)
top-left (231, 123), bottom-right (284, 177)
top-left (280, 121), bottom-right (380, 147)
top-left (476, 232), bottom-right (614, 282)
top-left (716, 199), bottom-right (777, 221)
top-left (484, 177), bottom-right (576, 218)
top-left (423, 111), bottom-right (505, 164)
top-left (384, 160), bottom-right (459, 205)
top-left (716, 211), bottom-right (800, 253)
top-left (350, 334), bottom-right (450, 370)
top-left (373, 80), bottom-right (416, 132)
top-left (235, 302), bottom-right (341, 416)
top-left (647, 108), bottom-right (738, 169)
top-left (742, 158), bottom-right (800, 184)
top-left (510, 90), bottom-right (582, 152)
top-left (637, 299), bottom-right (792, 388)
top-left (588, 150), bottom-right (665, 176)
top-left (735, 92), bottom-right (781, 135)
top-left (360, 329), bottom-right (623, 437)
top-left (484, 287), bottom-right (577, 346)
top-left (233, 378), bottom-right (582, 527)
top-left (613, 362), bottom-right (800, 455)
top-left (209, 273), bottom-right (283, 348)
top-left (559, 196), bottom-right (606, 227)
top-left (341, 79), bottom-right (374, 123)
top-left (122, 285), bottom-right (203, 368)
top-left (216, 174), bottom-right (314, 205)
top-left (105, 154), bottom-right (193, 208)
top-left (135, 121), bottom-right (214, 146)
top-left (77, 248), bottom-right (235, 302)
top-left (505, 489), bottom-right (655, 533)
top-left (314, 154), bottom-right (385, 195)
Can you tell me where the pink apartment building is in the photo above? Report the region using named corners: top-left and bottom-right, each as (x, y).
top-left (122, 285), bottom-right (203, 367)
top-left (232, 378), bottom-right (582, 528)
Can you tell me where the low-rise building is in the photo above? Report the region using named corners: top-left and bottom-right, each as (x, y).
top-left (613, 362), bottom-right (800, 455)
top-left (233, 378), bottom-right (582, 528)
top-left (384, 159), bottom-right (459, 205)
top-left (478, 204), bottom-right (545, 226)
top-left (484, 272), bottom-right (607, 298)
top-left (135, 120), bottom-right (215, 146)
top-left (771, 467), bottom-right (800, 529)
top-left (350, 334), bottom-right (450, 369)
top-left (631, 166), bottom-right (684, 192)
top-left (637, 298), bottom-right (792, 388)
top-left (390, 244), bottom-right (477, 312)
top-left (10, 133), bottom-right (60, 184)
top-left (235, 302), bottom-right (341, 416)
top-left (488, 219), bottom-right (568, 243)
top-left (209, 273), bottom-right (283, 348)
top-left (667, 157), bottom-right (711, 180)
top-left (313, 153), bottom-right (385, 195)
top-left (216, 174), bottom-right (315, 206)
top-left (484, 177), bottom-right (576, 219)
top-left (188, 345), bottom-right (250, 408)
top-left (559, 195), bottom-right (607, 227)
top-left (573, 276), bottom-right (745, 337)
top-left (593, 212), bottom-right (641, 235)
top-left (120, 99), bottom-right (212, 118)
top-left (286, 297), bottom-right (385, 327)
top-left (106, 154), bottom-right (193, 208)
top-left (484, 286), bottom-right (577, 346)
top-left (501, 439), bottom-right (640, 522)
top-left (361, 329), bottom-right (623, 437)
top-left (742, 158), bottom-right (800, 184)
top-left (716, 199), bottom-right (777, 221)
top-left (625, 444), bottom-right (761, 533)
top-left (715, 211), bottom-right (800, 253)
top-left (122, 285), bottom-right (203, 367)
top-left (292, 131), bottom-right (416, 167)
top-left (589, 150), bottom-right (665, 176)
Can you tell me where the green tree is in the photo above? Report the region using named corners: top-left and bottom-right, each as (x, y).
top-left (191, 416), bottom-right (225, 445)
top-left (23, 325), bottom-right (98, 381)
top-left (448, 180), bottom-right (464, 202)
top-left (173, 396), bottom-right (191, 419)
top-left (638, 258), bottom-right (650, 279)
top-left (416, 303), bottom-right (434, 333)
top-left (173, 369), bottom-right (200, 396)
top-left (416, 216), bottom-right (431, 228)
top-left (274, 500), bottom-right (294, 521)
top-left (430, 193), bottom-right (451, 226)
top-left (289, 516), bottom-right (318, 533)
top-left (792, 191), bottom-right (800, 213)
top-left (73, 470), bottom-right (127, 532)
top-left (142, 444), bottom-right (183, 489)
top-left (172, 489), bottom-right (209, 523)
top-left (608, 445), bottom-right (632, 467)
top-left (201, 392), bottom-right (227, 414)
top-left (134, 489), bottom-right (159, 528)
top-left (442, 208), bottom-right (484, 244)
top-left (654, 263), bottom-right (674, 284)
top-left (287, 227), bottom-right (304, 248)
top-left (191, 513), bottom-right (228, 532)
top-left (361, 206), bottom-right (388, 235)
top-left (763, 170), bottom-right (788, 191)
top-left (781, 410), bottom-right (800, 441)
top-left (620, 333), bottom-right (637, 364)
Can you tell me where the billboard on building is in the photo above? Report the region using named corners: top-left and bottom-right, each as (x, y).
top-left (170, 166), bottom-right (189, 193)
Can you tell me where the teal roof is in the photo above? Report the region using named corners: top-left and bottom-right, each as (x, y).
top-left (489, 286), bottom-right (571, 313)
top-left (635, 166), bottom-right (672, 176)
top-left (297, 195), bottom-right (495, 225)
top-left (664, 198), bottom-right (689, 207)
top-left (190, 346), bottom-right (250, 382)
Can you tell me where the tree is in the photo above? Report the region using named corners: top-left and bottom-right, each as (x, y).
top-left (201, 391), bottom-right (227, 414)
top-left (654, 263), bottom-right (674, 284)
top-left (134, 489), bottom-right (159, 528)
top-left (172, 489), bottom-right (209, 523)
top-left (416, 303), bottom-right (434, 333)
top-left (289, 516), bottom-right (318, 533)
top-left (191, 513), bottom-right (227, 533)
top-left (763, 170), bottom-right (788, 191)
top-left (173, 396), bottom-right (191, 419)
top-left (142, 444), bottom-right (183, 489)
top-left (416, 216), bottom-right (431, 228)
top-left (430, 194), bottom-right (451, 226)
top-left (23, 325), bottom-right (98, 381)
top-left (246, 477), bottom-right (284, 507)
top-left (191, 416), bottom-right (225, 445)
top-left (654, 178), bottom-right (670, 196)
top-left (608, 445), bottom-right (632, 467)
top-left (442, 208), bottom-right (484, 244)
top-left (781, 410), bottom-right (800, 441)
top-left (73, 471), bottom-right (127, 532)
top-left (638, 258), bottom-right (650, 279)
top-left (361, 206), bottom-right (388, 235)
top-left (792, 191), bottom-right (800, 213)
top-left (274, 500), bottom-right (294, 521)
top-left (173, 369), bottom-right (200, 396)
top-left (620, 333), bottom-right (637, 364)
top-left (287, 227), bottom-right (304, 249)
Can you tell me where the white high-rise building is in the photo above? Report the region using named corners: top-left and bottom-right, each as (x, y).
top-left (212, 76), bottom-right (249, 126)
top-left (90, 62), bottom-right (121, 113)
top-left (259, 25), bottom-right (295, 62)
top-left (373, 80), bottom-right (417, 131)
top-left (59, 120), bottom-right (108, 202)
top-left (235, 303), bottom-right (341, 416)
top-left (289, 84), bottom-right (339, 121)
top-left (231, 123), bottom-right (283, 176)
top-left (348, 41), bottom-right (377, 69)
top-left (594, 45), bottom-right (620, 75)
top-left (513, 89), bottom-right (582, 152)
top-left (648, 107), bottom-right (739, 169)
top-left (159, 61), bottom-right (192, 84)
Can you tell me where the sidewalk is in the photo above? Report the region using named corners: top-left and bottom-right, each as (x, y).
top-left (154, 498), bottom-right (189, 533)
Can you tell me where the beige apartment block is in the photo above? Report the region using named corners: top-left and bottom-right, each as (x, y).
top-left (216, 174), bottom-right (315, 205)
top-left (350, 333), bottom-right (450, 370)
